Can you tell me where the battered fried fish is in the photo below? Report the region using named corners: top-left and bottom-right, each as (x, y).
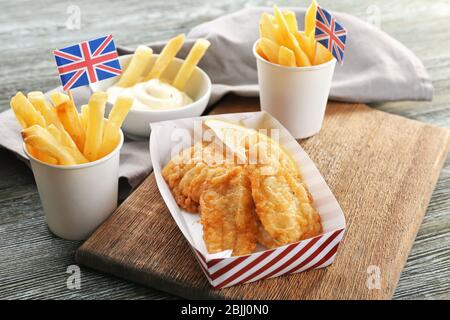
top-left (199, 166), bottom-right (257, 256)
top-left (247, 141), bottom-right (322, 246)
top-left (162, 142), bottom-right (220, 212)
top-left (162, 122), bottom-right (323, 256)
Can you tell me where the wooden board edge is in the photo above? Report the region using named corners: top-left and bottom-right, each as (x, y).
top-left (75, 248), bottom-right (227, 300)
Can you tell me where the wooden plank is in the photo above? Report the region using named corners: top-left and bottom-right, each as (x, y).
top-left (76, 98), bottom-right (450, 299)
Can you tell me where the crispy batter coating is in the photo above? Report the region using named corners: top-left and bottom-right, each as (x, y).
top-left (199, 166), bottom-right (257, 255)
top-left (162, 142), bottom-right (219, 212)
top-left (247, 151), bottom-right (322, 246)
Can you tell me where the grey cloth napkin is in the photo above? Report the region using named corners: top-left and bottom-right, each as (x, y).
top-left (0, 7), bottom-right (433, 198)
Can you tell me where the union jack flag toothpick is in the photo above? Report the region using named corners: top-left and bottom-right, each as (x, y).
top-left (314, 7), bottom-right (347, 64)
top-left (53, 34), bottom-right (122, 91)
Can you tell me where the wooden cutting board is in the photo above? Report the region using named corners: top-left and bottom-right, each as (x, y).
top-left (76, 97), bottom-right (450, 299)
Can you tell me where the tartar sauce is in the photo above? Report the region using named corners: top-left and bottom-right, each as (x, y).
top-left (107, 78), bottom-right (193, 111)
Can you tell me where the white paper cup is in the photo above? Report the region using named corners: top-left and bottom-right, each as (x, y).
top-left (23, 130), bottom-right (124, 240)
top-left (253, 41), bottom-right (336, 139)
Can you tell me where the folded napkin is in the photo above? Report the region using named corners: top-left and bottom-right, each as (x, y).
top-left (0, 7), bottom-right (433, 199)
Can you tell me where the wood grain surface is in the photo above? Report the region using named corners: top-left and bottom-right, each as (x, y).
top-left (2, 0), bottom-right (450, 300)
top-left (76, 98), bottom-right (450, 299)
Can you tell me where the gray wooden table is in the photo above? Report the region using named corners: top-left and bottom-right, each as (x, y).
top-left (1, 0), bottom-right (449, 300)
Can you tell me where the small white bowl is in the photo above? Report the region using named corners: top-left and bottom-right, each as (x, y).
top-left (90, 54), bottom-right (212, 138)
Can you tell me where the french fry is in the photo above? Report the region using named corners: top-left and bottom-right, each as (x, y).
top-left (49, 92), bottom-right (69, 107)
top-left (22, 125), bottom-right (76, 165)
top-left (116, 45), bottom-right (153, 87)
top-left (256, 43), bottom-right (268, 60)
top-left (98, 96), bottom-right (133, 158)
top-left (27, 91), bottom-right (64, 130)
top-left (26, 144), bottom-right (58, 165)
top-left (259, 12), bottom-right (284, 45)
top-left (172, 39), bottom-right (210, 90)
top-left (46, 124), bottom-right (61, 142)
top-left (81, 104), bottom-right (89, 130)
top-left (11, 108), bottom-right (27, 129)
top-left (98, 120), bottom-right (121, 159)
top-left (295, 31), bottom-right (316, 62)
top-left (273, 5), bottom-right (311, 67)
top-left (283, 11), bottom-right (298, 34)
top-left (83, 92), bottom-right (107, 161)
top-left (145, 34), bottom-right (185, 80)
top-left (259, 38), bottom-right (280, 64)
top-left (108, 95), bottom-right (133, 127)
top-left (305, 0), bottom-right (318, 37)
top-left (278, 46), bottom-right (296, 67)
top-left (10, 92), bottom-right (46, 128)
top-left (54, 94), bottom-right (85, 151)
top-left (47, 124), bottom-right (88, 164)
top-left (313, 42), bottom-right (333, 65)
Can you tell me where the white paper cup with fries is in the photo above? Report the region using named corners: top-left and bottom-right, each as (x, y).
top-left (10, 89), bottom-right (134, 240)
top-left (24, 131), bottom-right (123, 240)
top-left (254, 40), bottom-right (336, 140)
top-left (253, 5), bottom-right (339, 139)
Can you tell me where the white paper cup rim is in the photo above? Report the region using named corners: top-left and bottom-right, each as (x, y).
top-left (23, 129), bottom-right (124, 170)
top-left (252, 40), bottom-right (336, 72)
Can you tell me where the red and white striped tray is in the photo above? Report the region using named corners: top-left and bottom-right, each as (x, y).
top-left (151, 112), bottom-right (346, 288)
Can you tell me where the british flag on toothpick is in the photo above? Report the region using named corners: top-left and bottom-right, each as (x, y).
top-left (315, 6), bottom-right (347, 64)
top-left (53, 34), bottom-right (122, 91)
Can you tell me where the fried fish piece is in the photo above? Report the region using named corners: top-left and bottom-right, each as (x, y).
top-left (199, 166), bottom-right (257, 256)
top-left (162, 142), bottom-right (219, 212)
top-left (162, 143), bottom-right (201, 212)
top-left (247, 142), bottom-right (322, 246)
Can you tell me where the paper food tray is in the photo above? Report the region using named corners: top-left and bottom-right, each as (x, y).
top-left (150, 111), bottom-right (346, 289)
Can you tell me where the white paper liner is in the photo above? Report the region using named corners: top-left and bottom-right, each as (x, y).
top-left (150, 111), bottom-right (346, 261)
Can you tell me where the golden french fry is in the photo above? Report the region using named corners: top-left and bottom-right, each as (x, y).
top-left (278, 46), bottom-right (296, 67)
top-left (259, 38), bottom-right (280, 64)
top-left (11, 109), bottom-right (27, 129)
top-left (10, 92), bottom-right (46, 128)
top-left (65, 147), bottom-right (88, 164)
top-left (256, 43), bottom-right (268, 60)
top-left (83, 92), bottom-right (107, 161)
top-left (294, 42), bottom-right (312, 66)
top-left (97, 96), bottom-right (132, 158)
top-left (117, 46), bottom-right (153, 87)
top-left (98, 120), bottom-right (121, 159)
top-left (313, 42), bottom-right (333, 65)
top-left (26, 144), bottom-right (58, 165)
top-left (22, 125), bottom-right (76, 165)
top-left (305, 0), bottom-right (318, 37)
top-left (295, 31), bottom-right (316, 62)
top-left (48, 124), bottom-right (88, 164)
top-left (273, 5), bottom-right (311, 67)
top-left (145, 34), bottom-right (185, 80)
top-left (27, 91), bottom-right (64, 130)
top-left (55, 95), bottom-right (85, 151)
top-left (81, 104), bottom-right (89, 130)
top-left (283, 11), bottom-right (298, 33)
top-left (49, 92), bottom-right (69, 107)
top-left (108, 95), bottom-right (133, 127)
top-left (259, 12), bottom-right (284, 45)
top-left (46, 124), bottom-right (61, 142)
top-left (172, 39), bottom-right (210, 90)
top-left (47, 124), bottom-right (83, 160)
